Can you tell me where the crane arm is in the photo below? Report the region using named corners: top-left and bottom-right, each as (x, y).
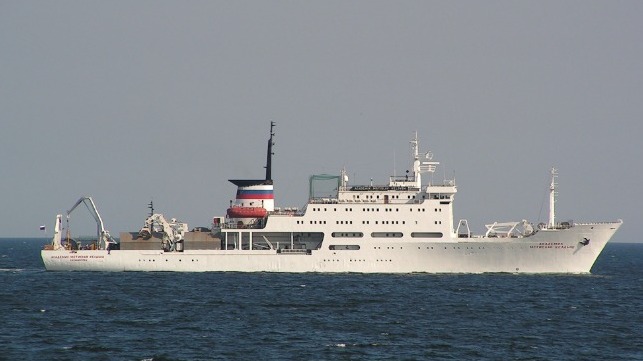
top-left (67, 196), bottom-right (105, 233)
top-left (138, 213), bottom-right (188, 251)
top-left (66, 196), bottom-right (113, 249)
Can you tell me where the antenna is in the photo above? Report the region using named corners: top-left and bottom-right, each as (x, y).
top-left (148, 200), bottom-right (154, 217)
top-left (393, 150), bottom-right (396, 178)
top-left (548, 168), bottom-right (557, 228)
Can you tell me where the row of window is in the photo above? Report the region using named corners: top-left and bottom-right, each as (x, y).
top-left (297, 220), bottom-right (442, 225)
top-left (349, 194), bottom-right (451, 200)
top-left (337, 220), bottom-right (406, 225)
top-left (331, 232), bottom-right (443, 238)
top-left (310, 207), bottom-right (443, 212)
top-left (322, 258), bottom-right (375, 262)
top-left (138, 258), bottom-right (200, 262)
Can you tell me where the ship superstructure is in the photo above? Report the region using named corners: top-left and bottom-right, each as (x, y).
top-left (41, 124), bottom-right (622, 273)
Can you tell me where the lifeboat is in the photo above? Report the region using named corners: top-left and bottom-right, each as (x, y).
top-left (226, 207), bottom-right (268, 218)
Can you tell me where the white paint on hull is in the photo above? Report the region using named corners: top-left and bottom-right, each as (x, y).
top-left (41, 222), bottom-right (621, 274)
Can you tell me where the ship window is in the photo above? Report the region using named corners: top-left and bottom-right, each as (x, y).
top-left (371, 232), bottom-right (403, 238)
top-left (329, 245), bottom-right (360, 250)
top-left (411, 232), bottom-right (443, 238)
top-left (331, 232), bottom-right (364, 238)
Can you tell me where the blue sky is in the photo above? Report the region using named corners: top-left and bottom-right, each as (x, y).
top-left (1, 1), bottom-right (641, 242)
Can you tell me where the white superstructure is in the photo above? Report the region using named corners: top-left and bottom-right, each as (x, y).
top-left (41, 124), bottom-right (622, 273)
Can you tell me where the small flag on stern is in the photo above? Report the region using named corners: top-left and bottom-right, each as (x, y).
top-left (39, 225), bottom-right (46, 231)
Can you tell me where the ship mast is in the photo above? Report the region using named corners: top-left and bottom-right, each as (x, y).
top-left (548, 168), bottom-right (557, 228)
top-left (412, 132), bottom-right (438, 188)
top-left (265, 121), bottom-right (276, 181)
top-left (410, 132), bottom-right (421, 188)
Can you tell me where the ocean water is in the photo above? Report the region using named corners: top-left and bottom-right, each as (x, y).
top-left (0, 239), bottom-right (641, 361)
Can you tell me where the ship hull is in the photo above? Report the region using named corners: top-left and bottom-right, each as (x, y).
top-left (41, 222), bottom-right (621, 273)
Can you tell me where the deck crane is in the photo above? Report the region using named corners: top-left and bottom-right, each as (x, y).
top-left (137, 213), bottom-right (188, 252)
top-left (65, 196), bottom-right (116, 250)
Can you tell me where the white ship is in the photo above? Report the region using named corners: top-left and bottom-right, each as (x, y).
top-left (41, 123), bottom-right (622, 273)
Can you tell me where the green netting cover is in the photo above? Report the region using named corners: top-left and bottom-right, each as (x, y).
top-left (308, 174), bottom-right (340, 199)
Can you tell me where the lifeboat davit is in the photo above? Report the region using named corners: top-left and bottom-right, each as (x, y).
top-left (226, 207), bottom-right (268, 218)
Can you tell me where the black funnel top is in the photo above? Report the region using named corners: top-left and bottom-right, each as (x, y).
top-left (228, 122), bottom-right (275, 187)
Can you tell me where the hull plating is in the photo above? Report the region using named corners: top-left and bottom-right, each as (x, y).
top-left (41, 222), bottom-right (620, 273)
